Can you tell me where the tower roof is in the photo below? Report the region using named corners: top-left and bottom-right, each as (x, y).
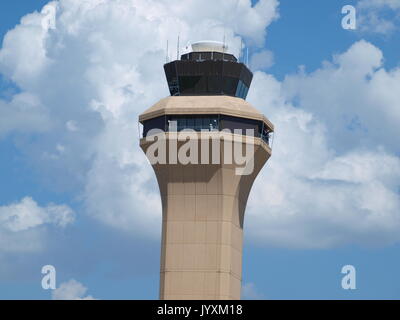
top-left (191, 40), bottom-right (228, 53)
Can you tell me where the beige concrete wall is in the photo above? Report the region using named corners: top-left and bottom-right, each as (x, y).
top-left (141, 134), bottom-right (270, 300)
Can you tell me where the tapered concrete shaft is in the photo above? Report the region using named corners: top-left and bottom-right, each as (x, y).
top-left (140, 96), bottom-right (273, 299)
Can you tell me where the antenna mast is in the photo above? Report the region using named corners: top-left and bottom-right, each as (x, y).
top-left (222, 31), bottom-right (226, 61)
top-left (166, 40), bottom-right (169, 63)
top-left (177, 35), bottom-right (180, 60)
top-left (239, 39), bottom-right (243, 63)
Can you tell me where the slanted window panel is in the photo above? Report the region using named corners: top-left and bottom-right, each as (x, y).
top-left (195, 117), bottom-right (203, 131)
top-left (234, 80), bottom-right (249, 99)
top-left (242, 85), bottom-right (249, 99)
top-left (164, 63), bottom-right (179, 96)
top-left (164, 115), bottom-right (220, 132)
top-left (261, 123), bottom-right (270, 145)
top-left (143, 116), bottom-right (166, 137)
top-left (143, 115), bottom-right (268, 145)
top-left (235, 80), bottom-right (243, 98)
top-left (164, 59), bottom-right (253, 99)
top-left (220, 115), bottom-right (261, 137)
top-left (168, 78), bottom-right (180, 96)
top-left (240, 82), bottom-right (246, 98)
top-left (202, 117), bottom-right (209, 130)
top-left (186, 117), bottom-right (195, 129)
top-left (223, 76), bottom-right (239, 96)
top-left (179, 76), bottom-right (202, 95)
top-left (211, 118), bottom-right (219, 131)
top-left (207, 75), bottom-right (223, 94)
top-left (177, 117), bottom-right (186, 131)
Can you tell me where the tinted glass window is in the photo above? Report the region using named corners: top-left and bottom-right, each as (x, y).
top-left (164, 60), bottom-right (253, 99)
top-left (220, 115), bottom-right (261, 137)
top-left (195, 117), bottom-right (202, 131)
top-left (143, 116), bottom-right (165, 136)
top-left (177, 117), bottom-right (186, 131)
top-left (187, 117), bottom-right (195, 128)
top-left (143, 115), bottom-right (270, 146)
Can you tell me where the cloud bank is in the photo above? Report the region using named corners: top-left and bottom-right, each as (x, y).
top-left (357, 0), bottom-right (400, 34)
top-left (247, 40), bottom-right (400, 248)
top-left (0, 0), bottom-right (399, 250)
top-left (52, 279), bottom-right (95, 300)
top-left (0, 197), bottom-right (74, 253)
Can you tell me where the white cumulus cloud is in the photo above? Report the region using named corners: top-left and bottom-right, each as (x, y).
top-left (357, 0), bottom-right (400, 34)
top-left (0, 197), bottom-right (74, 253)
top-left (0, 0), bottom-right (280, 238)
top-left (52, 279), bottom-right (95, 300)
top-left (245, 41), bottom-right (400, 248)
top-left (250, 49), bottom-right (274, 70)
top-left (0, 0), bottom-right (399, 250)
top-left (242, 282), bottom-right (265, 299)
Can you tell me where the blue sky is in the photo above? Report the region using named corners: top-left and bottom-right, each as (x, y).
top-left (0, 0), bottom-right (399, 300)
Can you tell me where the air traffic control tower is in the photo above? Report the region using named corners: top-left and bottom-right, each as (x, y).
top-left (139, 41), bottom-right (274, 300)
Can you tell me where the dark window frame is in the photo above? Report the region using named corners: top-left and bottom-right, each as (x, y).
top-left (142, 114), bottom-right (272, 146)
